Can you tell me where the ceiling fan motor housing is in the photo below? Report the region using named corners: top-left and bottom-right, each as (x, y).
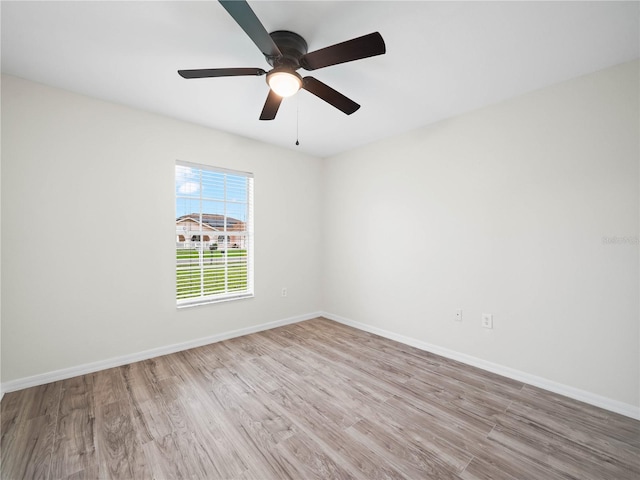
top-left (267, 30), bottom-right (308, 69)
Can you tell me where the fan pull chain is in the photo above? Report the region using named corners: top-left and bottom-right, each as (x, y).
top-left (295, 102), bottom-right (300, 146)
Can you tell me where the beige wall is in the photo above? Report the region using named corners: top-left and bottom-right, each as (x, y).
top-left (322, 60), bottom-right (639, 410)
top-left (1, 75), bottom-right (323, 383)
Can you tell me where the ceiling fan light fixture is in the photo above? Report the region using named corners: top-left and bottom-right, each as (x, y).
top-left (267, 70), bottom-right (302, 97)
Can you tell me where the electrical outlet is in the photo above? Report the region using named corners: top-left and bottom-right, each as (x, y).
top-left (281, 287), bottom-right (287, 297)
top-left (455, 309), bottom-right (462, 321)
top-left (482, 313), bottom-right (493, 329)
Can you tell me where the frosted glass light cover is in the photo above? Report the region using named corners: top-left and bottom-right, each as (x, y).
top-left (268, 71), bottom-right (302, 97)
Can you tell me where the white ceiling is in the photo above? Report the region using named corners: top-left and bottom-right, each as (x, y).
top-left (2, 1), bottom-right (638, 158)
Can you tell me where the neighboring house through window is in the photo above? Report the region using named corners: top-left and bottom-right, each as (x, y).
top-left (175, 161), bottom-right (254, 306)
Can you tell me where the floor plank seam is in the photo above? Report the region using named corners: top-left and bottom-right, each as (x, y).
top-left (45, 382), bottom-right (63, 480)
top-left (503, 399), bottom-right (514, 414)
top-left (486, 424), bottom-right (498, 440)
top-left (460, 454), bottom-right (475, 475)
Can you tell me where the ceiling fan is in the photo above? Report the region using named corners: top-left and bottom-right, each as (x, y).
top-left (178, 0), bottom-right (386, 120)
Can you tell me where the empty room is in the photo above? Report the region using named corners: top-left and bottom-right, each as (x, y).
top-left (1, 1), bottom-right (638, 479)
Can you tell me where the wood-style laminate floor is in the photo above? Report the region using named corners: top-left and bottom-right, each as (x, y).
top-left (2, 318), bottom-right (639, 479)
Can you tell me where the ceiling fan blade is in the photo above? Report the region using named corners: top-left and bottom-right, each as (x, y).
top-left (219, 0), bottom-right (282, 60)
top-left (302, 77), bottom-right (360, 115)
top-left (178, 68), bottom-right (266, 79)
top-left (300, 32), bottom-right (385, 71)
top-left (259, 89), bottom-right (283, 120)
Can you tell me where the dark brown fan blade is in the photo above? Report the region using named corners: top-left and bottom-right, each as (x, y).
top-left (302, 77), bottom-right (360, 115)
top-left (259, 89), bottom-right (283, 120)
top-left (219, 0), bottom-right (281, 60)
top-left (178, 68), bottom-right (266, 79)
top-left (300, 32), bottom-right (385, 71)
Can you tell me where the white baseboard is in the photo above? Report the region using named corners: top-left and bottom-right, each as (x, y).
top-left (321, 311), bottom-right (640, 421)
top-left (0, 311), bottom-right (322, 396)
top-left (3, 310), bottom-right (638, 421)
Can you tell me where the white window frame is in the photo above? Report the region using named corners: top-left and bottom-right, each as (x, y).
top-left (175, 161), bottom-right (254, 307)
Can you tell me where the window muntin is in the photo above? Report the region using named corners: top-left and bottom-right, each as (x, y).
top-left (175, 162), bottom-right (254, 307)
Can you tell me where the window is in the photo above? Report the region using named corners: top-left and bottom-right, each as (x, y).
top-left (175, 161), bottom-right (254, 307)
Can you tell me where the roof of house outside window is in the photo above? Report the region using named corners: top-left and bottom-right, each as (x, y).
top-left (176, 214), bottom-right (245, 231)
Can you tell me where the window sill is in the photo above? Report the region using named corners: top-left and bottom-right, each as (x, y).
top-left (177, 293), bottom-right (254, 309)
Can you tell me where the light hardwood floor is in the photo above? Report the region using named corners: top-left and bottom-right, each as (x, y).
top-left (2, 317), bottom-right (639, 479)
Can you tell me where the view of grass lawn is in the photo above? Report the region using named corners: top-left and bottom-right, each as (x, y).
top-left (177, 249), bottom-right (247, 260)
top-left (177, 249), bottom-right (248, 300)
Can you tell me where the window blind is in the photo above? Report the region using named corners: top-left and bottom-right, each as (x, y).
top-left (175, 161), bottom-right (254, 307)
